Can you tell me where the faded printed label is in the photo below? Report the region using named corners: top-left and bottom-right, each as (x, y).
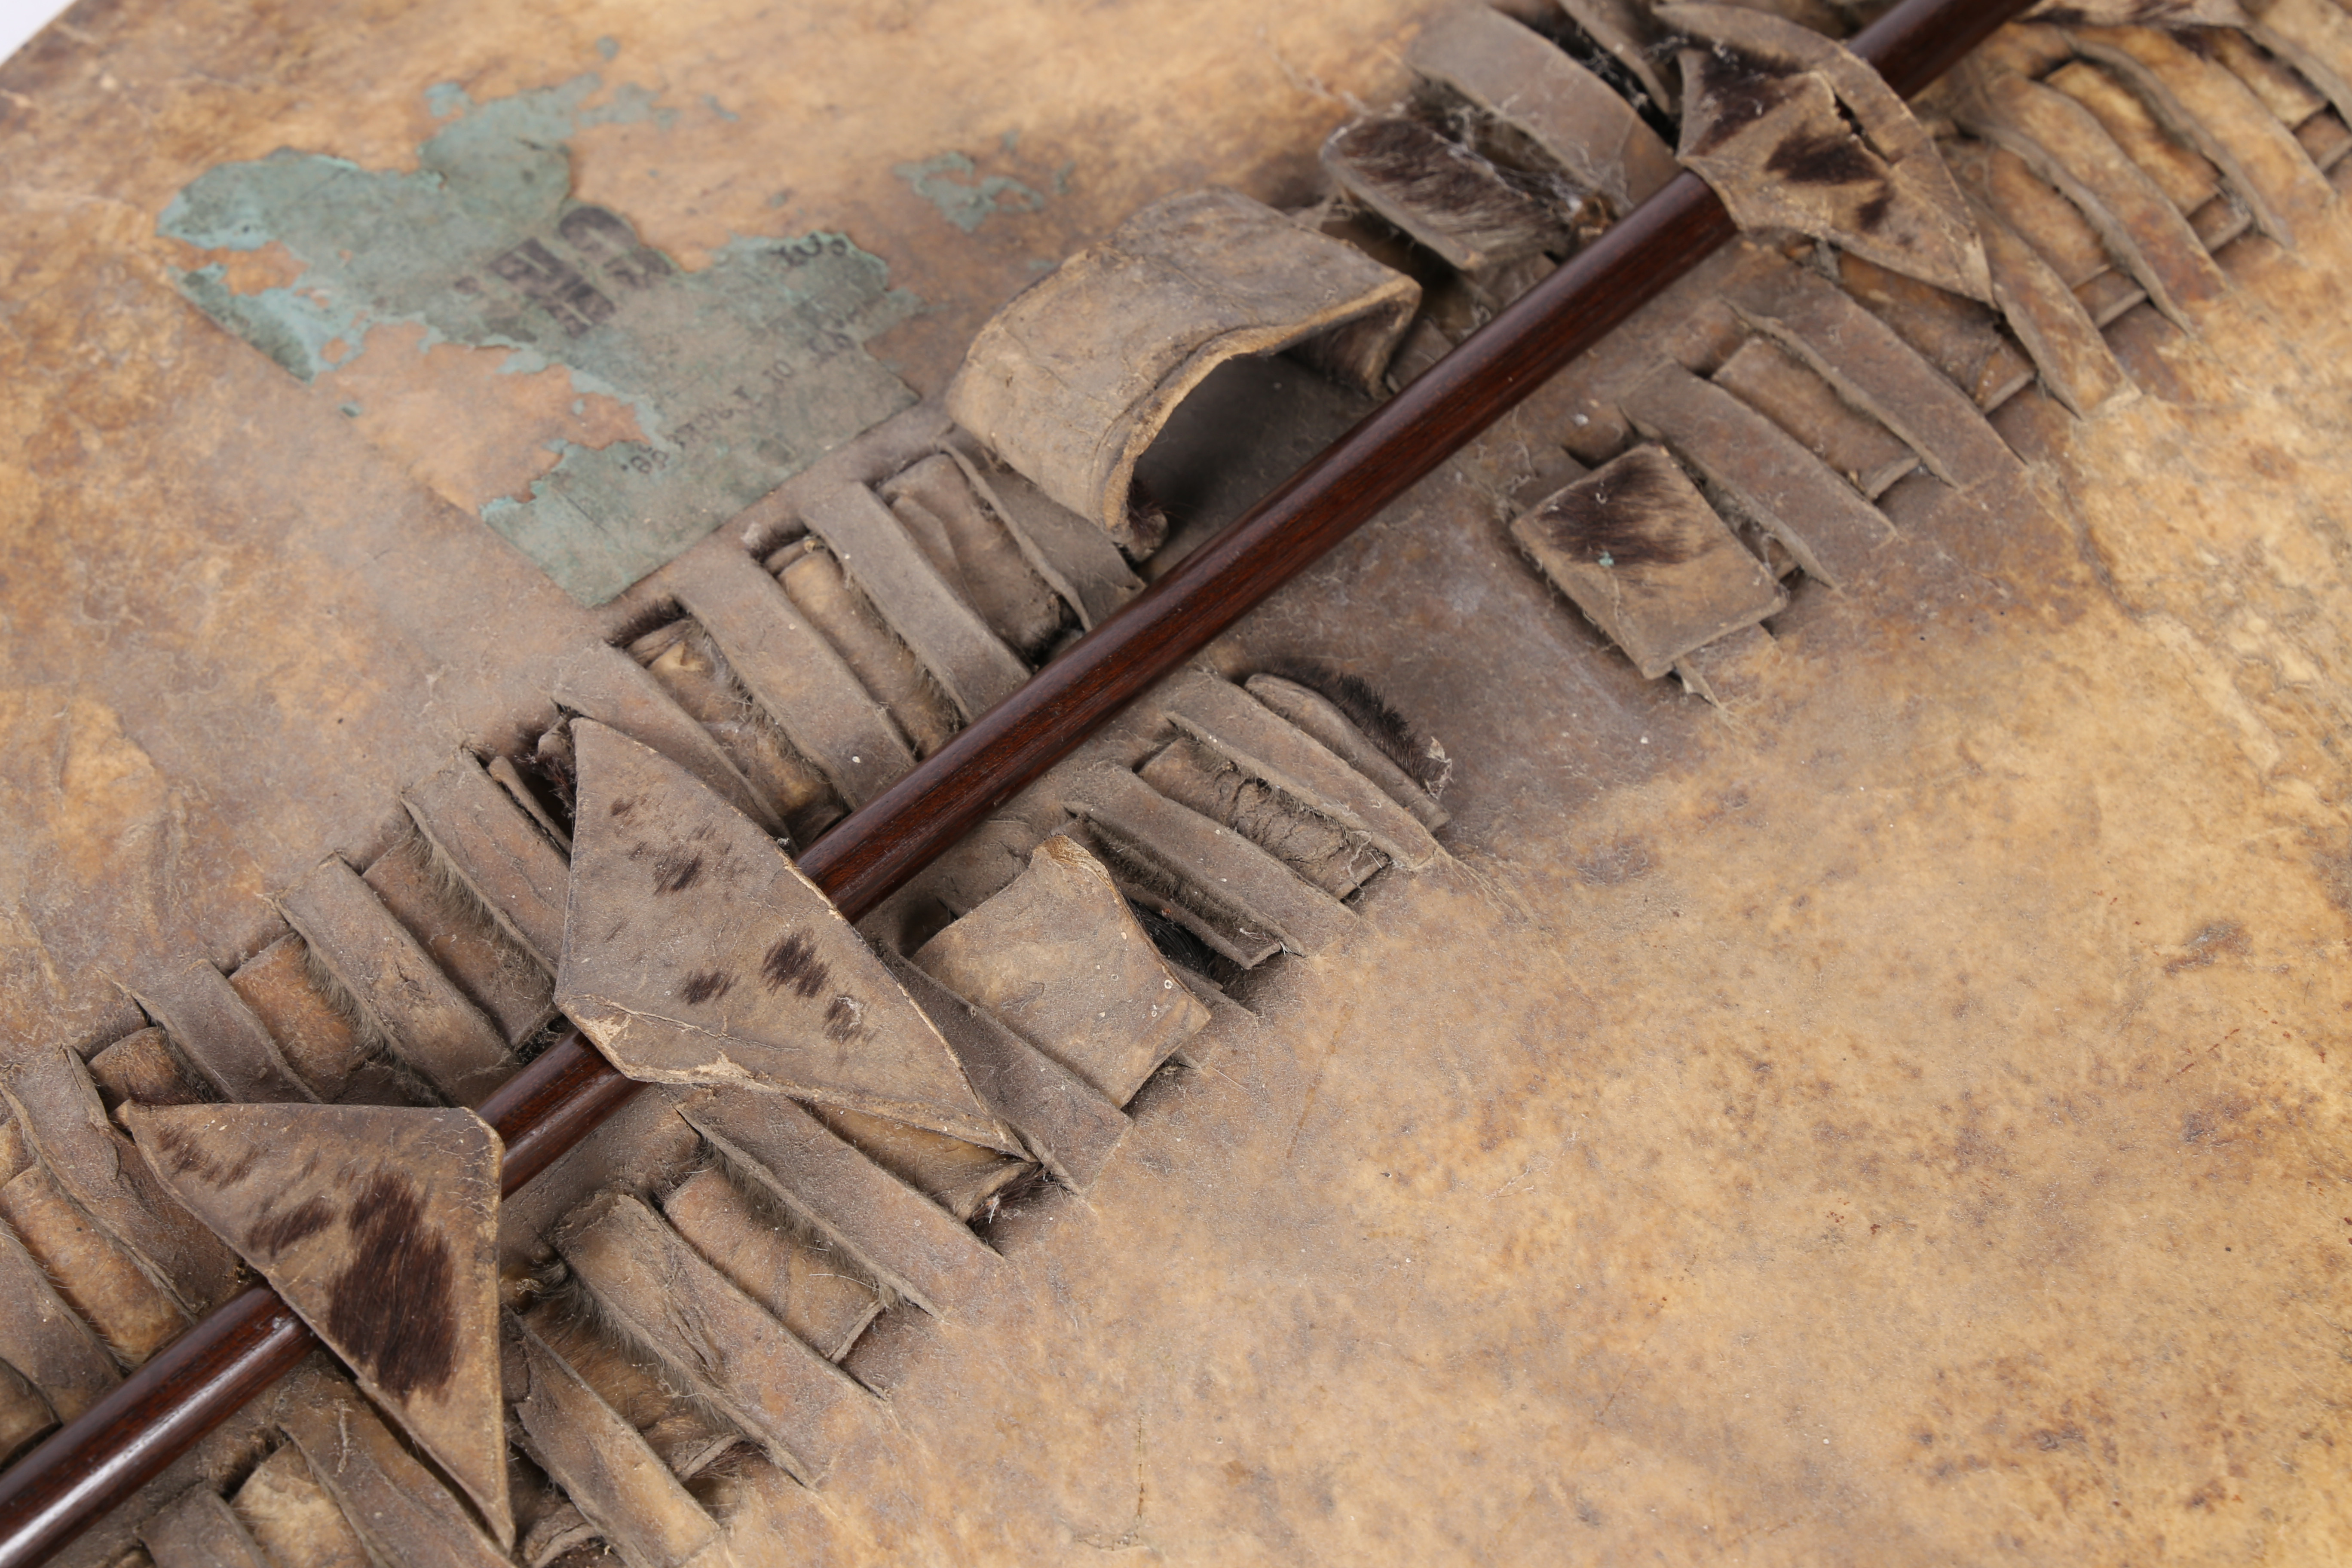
top-left (160, 76), bottom-right (918, 605)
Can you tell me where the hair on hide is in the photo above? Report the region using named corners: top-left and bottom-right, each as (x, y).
top-left (853, 560), bottom-right (965, 757)
top-left (508, 1458), bottom-right (600, 1567)
top-left (396, 821), bottom-right (551, 983)
top-left (1467, 110), bottom-right (1610, 232)
top-left (602, 594), bottom-right (686, 658)
top-left (1764, 124), bottom-right (1881, 188)
top-left (1260, 658), bottom-right (1449, 792)
top-left (1074, 819), bottom-right (1262, 974)
top-left (323, 1167), bottom-right (461, 1401)
top-left (293, 935), bottom-right (445, 1107)
top-left (655, 619), bottom-right (828, 787)
top-left (966, 1159), bottom-right (1053, 1237)
top-left (1148, 735), bottom-right (1387, 897)
top-left (1511, 4), bottom-right (1678, 138)
top-left (1527, 456), bottom-right (1702, 570)
top-left (773, 538), bottom-right (963, 764)
top-left (2026, 1), bottom-right (2245, 24)
top-left (530, 1266), bottom-right (754, 1482)
top-left (1687, 43), bottom-right (1802, 158)
top-left (606, 596), bottom-right (688, 656)
top-left (483, 750), bottom-right (573, 859)
top-left (1124, 893), bottom-right (1225, 979)
top-left (626, 615), bottom-right (695, 664)
top-left (529, 723), bottom-right (579, 831)
top-left (1420, 81), bottom-right (1492, 155)
top-left (649, 622), bottom-right (753, 727)
top-left (510, 1014), bottom-right (572, 1067)
top-left (594, 612), bottom-right (848, 845)
top-left (660, 1152), bottom-right (899, 1315)
top-left (1081, 818), bottom-right (1247, 931)
top-left (1326, 116), bottom-right (1564, 257)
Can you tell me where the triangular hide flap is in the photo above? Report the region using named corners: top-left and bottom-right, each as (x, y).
top-left (122, 1102), bottom-right (512, 1547)
top-left (1661, 3), bottom-right (1991, 303)
top-left (554, 719), bottom-right (1017, 1153)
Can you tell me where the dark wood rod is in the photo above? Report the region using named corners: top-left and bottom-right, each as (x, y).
top-left (796, 189), bottom-right (1739, 908)
top-left (0, 0), bottom-right (2037, 1558)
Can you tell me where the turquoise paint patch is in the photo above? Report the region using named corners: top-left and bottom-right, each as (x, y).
top-left (160, 76), bottom-right (919, 606)
top-left (177, 264), bottom-right (352, 379)
top-left (894, 151), bottom-right (1048, 234)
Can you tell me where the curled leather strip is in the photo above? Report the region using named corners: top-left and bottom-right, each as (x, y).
top-left (944, 187), bottom-right (1419, 548)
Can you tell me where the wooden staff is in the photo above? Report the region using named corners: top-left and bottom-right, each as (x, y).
top-left (0, 0), bottom-right (2040, 1559)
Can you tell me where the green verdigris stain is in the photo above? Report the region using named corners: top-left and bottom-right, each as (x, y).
top-left (159, 75), bottom-right (919, 606)
top-left (894, 133), bottom-right (1072, 235)
top-left (894, 152), bottom-right (1047, 233)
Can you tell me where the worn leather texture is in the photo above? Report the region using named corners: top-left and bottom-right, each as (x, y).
top-left (6, 2), bottom-right (2352, 1564)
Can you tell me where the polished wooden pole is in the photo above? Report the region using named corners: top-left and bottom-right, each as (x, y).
top-left (0, 0), bottom-right (2038, 1558)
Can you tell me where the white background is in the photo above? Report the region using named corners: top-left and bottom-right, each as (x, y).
top-left (1, 0), bottom-right (75, 70)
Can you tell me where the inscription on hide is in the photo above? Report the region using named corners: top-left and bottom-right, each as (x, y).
top-left (159, 77), bottom-right (919, 604)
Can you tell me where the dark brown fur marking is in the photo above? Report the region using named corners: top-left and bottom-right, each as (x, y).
top-left (1329, 117), bottom-right (1556, 250)
top-left (527, 739), bottom-right (576, 827)
top-left (679, 968), bottom-right (734, 1005)
top-left (248, 1196), bottom-right (336, 1256)
top-left (822, 995), bottom-right (864, 1043)
top-left (2033, 3), bottom-right (2181, 23)
top-left (762, 932), bottom-right (829, 999)
top-left (151, 1120), bottom-right (260, 1188)
top-left (608, 795), bottom-right (638, 818)
top-left (1764, 126), bottom-right (1881, 188)
top-left (1534, 457), bottom-right (1701, 570)
top-left (324, 1169), bottom-right (459, 1402)
top-left (650, 851), bottom-right (704, 894)
top-left (1125, 894), bottom-right (1222, 976)
top-left (1265, 658), bottom-right (1447, 792)
top-left (1689, 46), bottom-right (1800, 157)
